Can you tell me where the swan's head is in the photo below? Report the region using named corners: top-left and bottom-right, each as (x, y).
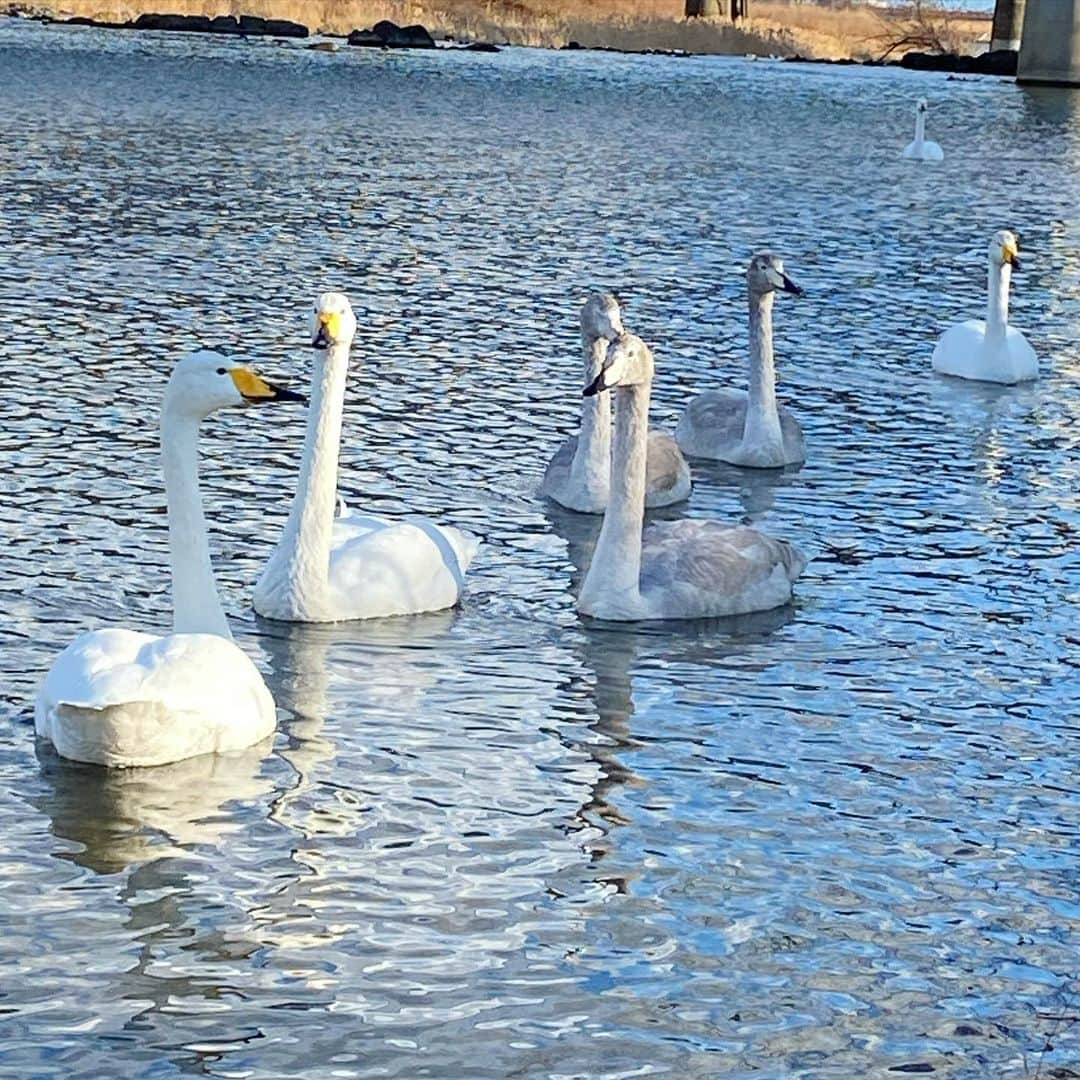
top-left (916, 97), bottom-right (929, 115)
top-left (990, 229), bottom-right (1021, 270)
top-left (747, 252), bottom-right (803, 298)
top-left (311, 291), bottom-right (357, 350)
top-left (580, 293), bottom-right (624, 342)
top-left (583, 332), bottom-right (653, 396)
top-left (165, 350), bottom-right (306, 418)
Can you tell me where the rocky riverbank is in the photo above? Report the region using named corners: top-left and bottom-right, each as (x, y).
top-left (787, 47), bottom-right (1018, 77)
top-left (2, 1), bottom-right (998, 68)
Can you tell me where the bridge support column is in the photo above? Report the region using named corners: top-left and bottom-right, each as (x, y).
top-left (991, 0), bottom-right (1026, 50)
top-left (1018, 0), bottom-right (1080, 85)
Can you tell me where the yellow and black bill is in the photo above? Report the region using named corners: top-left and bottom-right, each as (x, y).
top-left (230, 368), bottom-right (307, 405)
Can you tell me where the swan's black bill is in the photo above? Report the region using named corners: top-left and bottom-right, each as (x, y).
top-left (583, 372), bottom-right (609, 397)
top-left (781, 273), bottom-right (804, 296)
top-left (311, 325), bottom-right (331, 349)
top-left (1005, 252), bottom-right (1021, 270)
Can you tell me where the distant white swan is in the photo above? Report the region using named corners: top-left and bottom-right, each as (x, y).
top-left (902, 98), bottom-right (944, 162)
top-left (578, 333), bottom-right (806, 622)
top-left (35, 352), bottom-right (305, 767)
top-left (932, 230), bottom-right (1038, 384)
top-left (254, 292), bottom-right (479, 622)
top-left (543, 293), bottom-right (690, 513)
top-left (676, 253), bottom-right (805, 468)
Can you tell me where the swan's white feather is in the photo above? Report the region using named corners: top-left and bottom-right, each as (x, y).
top-left (254, 292), bottom-right (479, 623)
top-left (676, 390), bottom-right (805, 467)
top-left (902, 139), bottom-right (944, 162)
top-left (35, 628), bottom-right (276, 768)
top-left (932, 319), bottom-right (1038, 384)
top-left (263, 508), bottom-right (479, 622)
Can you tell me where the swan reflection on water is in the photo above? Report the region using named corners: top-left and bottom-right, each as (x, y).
top-left (32, 737), bottom-right (276, 875)
top-left (571, 602), bottom-right (799, 894)
top-left (549, 494), bottom-right (799, 888)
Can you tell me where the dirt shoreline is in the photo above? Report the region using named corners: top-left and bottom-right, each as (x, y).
top-left (4, 0), bottom-right (993, 63)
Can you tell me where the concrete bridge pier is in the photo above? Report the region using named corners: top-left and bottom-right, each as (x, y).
top-left (991, 0), bottom-right (1027, 50)
top-left (1018, 0), bottom-right (1080, 85)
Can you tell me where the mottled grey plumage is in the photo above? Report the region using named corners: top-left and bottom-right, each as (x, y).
top-left (546, 430), bottom-right (690, 509)
top-left (639, 520), bottom-right (806, 619)
top-left (548, 429), bottom-right (691, 509)
top-left (676, 252), bottom-right (806, 470)
top-left (578, 332), bottom-right (806, 622)
top-left (543, 293), bottom-right (690, 513)
top-left (676, 390), bottom-right (806, 467)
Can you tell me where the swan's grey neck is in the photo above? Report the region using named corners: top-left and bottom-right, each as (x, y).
top-left (744, 290), bottom-right (784, 452)
top-left (159, 408), bottom-right (231, 640)
top-left (275, 340), bottom-right (350, 606)
top-left (986, 260), bottom-right (1010, 344)
top-left (570, 337), bottom-right (611, 497)
top-left (580, 382), bottom-right (649, 610)
top-left (913, 110), bottom-right (926, 148)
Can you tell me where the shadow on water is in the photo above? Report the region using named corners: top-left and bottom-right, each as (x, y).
top-left (1017, 84), bottom-right (1080, 129)
top-left (548, 496), bottom-right (801, 889)
top-left (681, 456), bottom-right (805, 519)
top-left (30, 612), bottom-right (463, 877)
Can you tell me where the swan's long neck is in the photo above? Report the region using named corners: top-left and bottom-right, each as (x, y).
top-left (744, 290), bottom-right (784, 451)
top-left (913, 110), bottom-right (926, 148)
top-left (160, 409), bottom-right (231, 640)
top-left (986, 260), bottom-right (1011, 344)
top-left (580, 382), bottom-right (649, 608)
top-left (274, 340), bottom-right (350, 603)
top-left (570, 337), bottom-right (611, 496)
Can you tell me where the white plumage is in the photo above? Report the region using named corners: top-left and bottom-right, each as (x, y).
top-left (34, 352), bottom-right (302, 768)
top-left (254, 292), bottom-right (478, 623)
top-left (932, 230), bottom-right (1038, 384)
top-left (36, 629), bottom-right (275, 768)
top-left (325, 507), bottom-right (479, 619)
top-left (902, 98), bottom-right (944, 162)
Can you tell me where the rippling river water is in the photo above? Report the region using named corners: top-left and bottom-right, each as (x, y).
top-left (1, 19), bottom-right (1079, 1078)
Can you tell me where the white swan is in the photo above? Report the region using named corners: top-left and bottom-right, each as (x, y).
top-left (676, 253), bottom-right (805, 468)
top-left (543, 293), bottom-right (691, 513)
top-left (902, 98), bottom-right (944, 162)
top-left (254, 291), bottom-right (479, 622)
top-left (932, 230), bottom-right (1038, 384)
top-left (578, 332), bottom-right (807, 622)
top-left (35, 352), bottom-right (306, 768)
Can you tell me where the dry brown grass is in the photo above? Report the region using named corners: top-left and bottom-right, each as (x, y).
top-left (40, 0), bottom-right (990, 59)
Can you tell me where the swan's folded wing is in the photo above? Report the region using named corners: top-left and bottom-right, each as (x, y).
top-left (542, 434), bottom-right (578, 491)
top-left (932, 320), bottom-right (988, 375)
top-left (677, 390), bottom-right (748, 454)
top-left (35, 629), bottom-right (276, 766)
top-left (645, 431), bottom-right (691, 498)
top-left (330, 515), bottom-right (479, 617)
top-left (641, 521), bottom-right (806, 615)
top-left (37, 629), bottom-right (272, 719)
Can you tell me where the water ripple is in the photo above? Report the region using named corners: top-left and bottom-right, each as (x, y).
top-left (0, 17), bottom-right (1078, 1079)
